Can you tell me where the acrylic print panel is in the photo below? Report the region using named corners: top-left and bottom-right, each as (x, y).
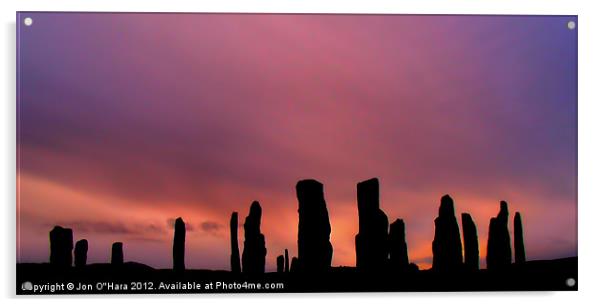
top-left (16, 12), bottom-right (577, 294)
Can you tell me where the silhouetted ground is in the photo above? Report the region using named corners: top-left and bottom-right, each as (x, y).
top-left (16, 257), bottom-right (576, 294)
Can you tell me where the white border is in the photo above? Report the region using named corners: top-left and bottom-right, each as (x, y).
top-left (2, 0), bottom-right (601, 306)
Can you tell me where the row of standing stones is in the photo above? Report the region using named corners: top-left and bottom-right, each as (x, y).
top-left (47, 178), bottom-right (526, 274)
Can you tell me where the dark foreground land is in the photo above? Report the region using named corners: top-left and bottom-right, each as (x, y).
top-left (17, 257), bottom-right (577, 294)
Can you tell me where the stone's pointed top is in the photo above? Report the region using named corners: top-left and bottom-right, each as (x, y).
top-left (439, 195), bottom-right (455, 217)
top-left (296, 179), bottom-right (323, 189)
top-left (175, 217), bottom-right (184, 223)
top-left (461, 212), bottom-right (472, 221)
top-left (514, 212), bottom-right (522, 220)
top-left (77, 239), bottom-right (88, 245)
top-left (500, 200), bottom-right (508, 214)
top-left (497, 201), bottom-right (509, 220)
top-left (358, 177), bottom-right (379, 187)
top-left (250, 201), bottom-right (262, 216)
top-left (391, 218), bottom-right (405, 227)
top-left (51, 226), bottom-right (73, 236)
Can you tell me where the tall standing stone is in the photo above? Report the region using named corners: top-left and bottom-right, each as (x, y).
top-left (486, 201), bottom-right (512, 270)
top-left (49, 226), bottom-right (73, 268)
top-left (355, 178), bottom-right (389, 271)
top-left (432, 195), bottom-right (463, 272)
top-left (276, 255), bottom-right (285, 273)
top-left (230, 212), bottom-right (242, 273)
top-left (296, 179), bottom-right (333, 272)
top-left (388, 219), bottom-right (409, 270)
top-left (461, 213), bottom-right (479, 271)
top-left (74, 239), bottom-right (88, 268)
top-left (111, 242), bottom-right (124, 265)
top-left (284, 249), bottom-right (290, 273)
top-left (514, 212), bottom-right (526, 264)
top-left (173, 217), bottom-right (186, 271)
top-left (242, 201), bottom-right (267, 274)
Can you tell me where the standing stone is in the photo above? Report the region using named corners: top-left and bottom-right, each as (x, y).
top-left (388, 219), bottom-right (409, 271)
top-left (290, 257), bottom-right (299, 273)
top-left (173, 217), bottom-right (186, 271)
top-left (230, 212), bottom-right (242, 273)
top-left (49, 226), bottom-right (73, 268)
top-left (284, 249), bottom-right (290, 273)
top-left (111, 242), bottom-right (124, 265)
top-left (432, 195), bottom-right (463, 272)
top-left (514, 212), bottom-right (526, 264)
top-left (486, 201), bottom-right (512, 270)
top-left (461, 213), bottom-right (479, 271)
top-left (296, 179), bottom-right (333, 272)
top-left (74, 239), bottom-right (88, 268)
top-left (276, 255), bottom-right (285, 273)
top-left (242, 201), bottom-right (267, 274)
top-left (355, 178), bottom-right (389, 271)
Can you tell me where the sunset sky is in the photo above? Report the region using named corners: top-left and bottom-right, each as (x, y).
top-left (17, 13), bottom-right (577, 270)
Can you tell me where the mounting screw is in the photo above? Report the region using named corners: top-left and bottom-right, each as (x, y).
top-left (567, 21), bottom-right (576, 30)
top-left (566, 277), bottom-right (576, 287)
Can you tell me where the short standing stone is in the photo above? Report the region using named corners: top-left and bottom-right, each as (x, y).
top-left (276, 255), bottom-right (285, 273)
top-left (49, 226), bottom-right (74, 268)
top-left (111, 242), bottom-right (124, 265)
top-left (74, 239), bottom-right (88, 267)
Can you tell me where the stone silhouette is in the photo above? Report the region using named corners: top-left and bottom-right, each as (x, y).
top-left (514, 212), bottom-right (526, 264)
top-left (388, 219), bottom-right (409, 271)
top-left (461, 213), bottom-right (479, 271)
top-left (277, 255), bottom-right (284, 273)
top-left (486, 201), bottom-right (512, 270)
top-left (49, 226), bottom-right (73, 268)
top-left (230, 212), bottom-right (241, 273)
top-left (173, 217), bottom-right (186, 271)
top-left (432, 195), bottom-right (463, 272)
top-left (74, 239), bottom-right (88, 268)
top-left (290, 257), bottom-right (299, 273)
top-left (296, 179), bottom-right (333, 272)
top-left (111, 242), bottom-right (124, 265)
top-left (242, 201), bottom-right (267, 274)
top-left (284, 249), bottom-right (290, 273)
top-left (355, 178), bottom-right (389, 271)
